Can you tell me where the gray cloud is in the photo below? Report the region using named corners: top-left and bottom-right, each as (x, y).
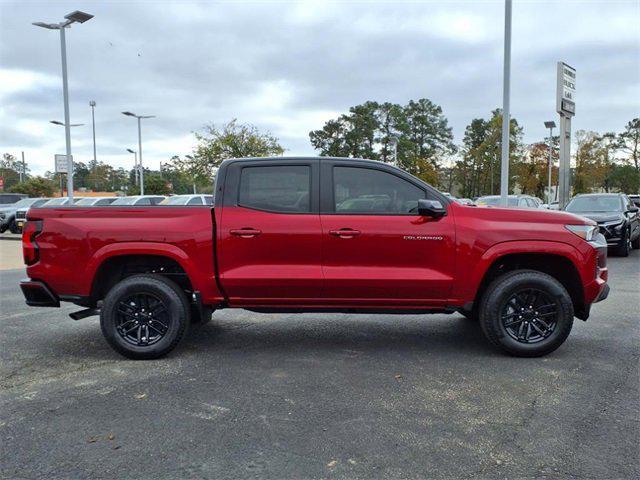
top-left (1, 0), bottom-right (638, 175)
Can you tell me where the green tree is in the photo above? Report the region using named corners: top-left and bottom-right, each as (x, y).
top-left (184, 119), bottom-right (285, 179)
top-left (616, 118), bottom-right (640, 171)
top-left (11, 177), bottom-right (55, 197)
top-left (573, 130), bottom-right (611, 194)
top-left (309, 98), bottom-right (455, 186)
top-left (1, 153), bottom-right (28, 190)
top-left (608, 164), bottom-right (640, 194)
top-left (454, 109), bottom-right (524, 198)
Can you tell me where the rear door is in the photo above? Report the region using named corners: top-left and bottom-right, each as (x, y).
top-left (319, 161), bottom-right (456, 306)
top-left (217, 160), bottom-right (322, 305)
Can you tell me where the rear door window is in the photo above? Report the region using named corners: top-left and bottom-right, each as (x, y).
top-left (187, 197), bottom-right (203, 205)
top-left (239, 166), bottom-right (311, 213)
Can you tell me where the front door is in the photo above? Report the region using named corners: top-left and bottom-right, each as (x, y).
top-left (320, 162), bottom-right (456, 307)
top-left (217, 161), bottom-right (322, 305)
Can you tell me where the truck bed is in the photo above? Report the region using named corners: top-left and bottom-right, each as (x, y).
top-left (25, 206), bottom-right (223, 305)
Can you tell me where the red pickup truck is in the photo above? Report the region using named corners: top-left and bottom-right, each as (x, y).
top-left (20, 157), bottom-right (609, 359)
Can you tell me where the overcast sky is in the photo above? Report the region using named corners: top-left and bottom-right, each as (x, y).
top-left (1, 0), bottom-right (638, 175)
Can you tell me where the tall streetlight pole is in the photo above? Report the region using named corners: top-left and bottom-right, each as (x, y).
top-left (389, 135), bottom-right (399, 167)
top-left (544, 121), bottom-right (557, 205)
top-left (126, 148), bottom-right (138, 186)
top-left (33, 11), bottom-right (94, 202)
top-left (89, 100), bottom-right (97, 162)
top-left (50, 120), bottom-right (83, 195)
top-left (122, 112), bottom-right (155, 195)
top-left (499, 0), bottom-right (512, 206)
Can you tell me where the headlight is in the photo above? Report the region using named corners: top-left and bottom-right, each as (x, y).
top-left (565, 224), bottom-right (599, 241)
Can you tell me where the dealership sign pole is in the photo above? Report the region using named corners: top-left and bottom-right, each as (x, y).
top-left (556, 62), bottom-right (576, 209)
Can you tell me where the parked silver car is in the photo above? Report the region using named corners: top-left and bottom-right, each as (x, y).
top-left (110, 195), bottom-right (166, 206)
top-left (159, 194), bottom-right (213, 206)
top-left (0, 197), bottom-right (48, 233)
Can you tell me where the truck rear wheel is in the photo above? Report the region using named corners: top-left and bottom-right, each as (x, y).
top-left (100, 274), bottom-right (190, 360)
top-left (478, 270), bottom-right (574, 357)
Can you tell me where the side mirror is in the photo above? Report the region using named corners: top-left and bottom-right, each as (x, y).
top-left (417, 199), bottom-right (446, 218)
top-left (628, 206), bottom-right (639, 213)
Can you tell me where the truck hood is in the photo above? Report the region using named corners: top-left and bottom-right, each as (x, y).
top-left (461, 204), bottom-right (595, 226)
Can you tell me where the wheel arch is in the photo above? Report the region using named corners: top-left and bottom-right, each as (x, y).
top-left (473, 250), bottom-right (586, 320)
top-left (88, 243), bottom-right (198, 304)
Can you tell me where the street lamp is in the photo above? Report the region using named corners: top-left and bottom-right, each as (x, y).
top-left (122, 111), bottom-right (155, 195)
top-left (50, 120), bottom-right (84, 127)
top-left (89, 100), bottom-right (97, 162)
top-left (126, 148), bottom-right (139, 186)
top-left (544, 120), bottom-right (557, 204)
top-left (33, 10), bottom-right (94, 201)
top-left (499, 0), bottom-right (513, 206)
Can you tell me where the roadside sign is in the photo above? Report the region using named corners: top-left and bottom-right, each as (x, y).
top-left (556, 62), bottom-right (576, 116)
top-left (54, 154), bottom-right (72, 174)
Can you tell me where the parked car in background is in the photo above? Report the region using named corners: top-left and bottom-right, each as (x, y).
top-left (629, 194), bottom-right (640, 208)
top-left (0, 198), bottom-right (46, 233)
top-left (565, 193), bottom-right (640, 256)
top-left (74, 197), bottom-right (118, 206)
top-left (160, 195), bottom-right (214, 206)
top-left (547, 201), bottom-right (560, 210)
top-left (21, 156), bottom-right (609, 360)
top-left (476, 194), bottom-right (544, 209)
top-left (13, 198), bottom-right (51, 233)
top-left (41, 197), bottom-right (75, 207)
top-left (454, 197), bottom-right (475, 206)
top-left (110, 195), bottom-right (166, 206)
top-left (0, 193), bottom-right (27, 206)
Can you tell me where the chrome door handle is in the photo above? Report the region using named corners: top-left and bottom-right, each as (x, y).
top-left (230, 228), bottom-right (262, 238)
top-left (329, 228), bottom-right (361, 238)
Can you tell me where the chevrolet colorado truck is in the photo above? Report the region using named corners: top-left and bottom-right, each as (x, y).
top-left (20, 157), bottom-right (609, 359)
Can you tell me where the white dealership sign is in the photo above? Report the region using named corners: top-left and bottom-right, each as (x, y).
top-left (54, 154), bottom-right (72, 174)
top-left (556, 62), bottom-right (576, 116)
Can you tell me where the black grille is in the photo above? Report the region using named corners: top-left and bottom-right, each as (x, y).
top-left (15, 211), bottom-right (26, 220)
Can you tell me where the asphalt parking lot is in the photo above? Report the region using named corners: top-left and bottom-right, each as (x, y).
top-left (0, 242), bottom-right (638, 479)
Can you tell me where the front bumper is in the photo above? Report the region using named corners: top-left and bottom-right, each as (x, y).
top-left (20, 280), bottom-right (60, 307)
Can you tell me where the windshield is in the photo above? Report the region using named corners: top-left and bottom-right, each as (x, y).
top-left (566, 196), bottom-right (623, 213)
top-left (161, 196), bottom-right (191, 205)
top-left (74, 198), bottom-right (97, 205)
top-left (45, 198), bottom-right (69, 206)
top-left (13, 198), bottom-right (41, 208)
top-left (476, 196), bottom-right (518, 207)
top-left (111, 197), bottom-right (138, 205)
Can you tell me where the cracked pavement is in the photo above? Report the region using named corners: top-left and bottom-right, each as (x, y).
top-left (1, 251), bottom-right (638, 479)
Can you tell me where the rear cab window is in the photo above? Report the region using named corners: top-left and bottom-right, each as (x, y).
top-left (238, 165), bottom-right (311, 213)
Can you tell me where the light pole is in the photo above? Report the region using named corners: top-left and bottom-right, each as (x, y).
top-left (50, 121), bottom-right (83, 195)
top-left (544, 121), bottom-right (557, 205)
top-left (89, 100), bottom-right (97, 162)
top-left (122, 111), bottom-right (155, 195)
top-left (499, 0), bottom-right (512, 206)
top-left (33, 10), bottom-right (94, 201)
top-left (389, 135), bottom-right (399, 167)
top-left (126, 148), bottom-right (138, 186)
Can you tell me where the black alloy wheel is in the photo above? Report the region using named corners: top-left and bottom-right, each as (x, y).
top-left (115, 293), bottom-right (171, 346)
top-left (500, 288), bottom-right (558, 344)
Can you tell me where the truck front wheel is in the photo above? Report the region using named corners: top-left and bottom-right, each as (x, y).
top-left (478, 270), bottom-right (574, 357)
top-left (100, 274), bottom-right (190, 360)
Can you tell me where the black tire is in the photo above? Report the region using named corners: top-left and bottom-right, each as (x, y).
top-left (615, 229), bottom-right (630, 257)
top-left (100, 274), bottom-right (190, 359)
top-left (478, 270), bottom-right (574, 357)
top-left (9, 220), bottom-right (19, 234)
top-left (631, 230), bottom-right (640, 250)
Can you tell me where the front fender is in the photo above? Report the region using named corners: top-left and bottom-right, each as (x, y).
top-left (454, 240), bottom-right (586, 305)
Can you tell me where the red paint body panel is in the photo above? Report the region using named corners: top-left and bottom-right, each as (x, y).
top-left (25, 199), bottom-right (607, 313)
top-left (25, 207), bottom-right (223, 304)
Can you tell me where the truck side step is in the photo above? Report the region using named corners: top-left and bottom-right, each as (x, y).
top-left (69, 308), bottom-right (100, 320)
